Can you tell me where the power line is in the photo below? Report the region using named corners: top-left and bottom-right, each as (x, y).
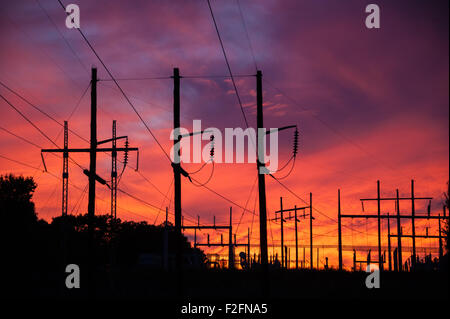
top-left (0, 82), bottom-right (192, 226)
top-left (57, 0), bottom-right (171, 163)
top-left (183, 74), bottom-right (254, 79)
top-left (0, 154), bottom-right (43, 171)
top-left (269, 173), bottom-right (366, 235)
top-left (263, 78), bottom-right (396, 172)
top-left (0, 92), bottom-right (85, 171)
top-left (1, 148), bottom-right (339, 240)
top-left (4, 12), bottom-right (83, 92)
top-left (0, 146), bottom-right (162, 223)
top-left (0, 80), bottom-right (90, 144)
top-left (235, 175), bottom-right (258, 235)
top-left (35, 0), bottom-right (89, 74)
top-left (0, 126), bottom-right (43, 149)
top-left (206, 0), bottom-right (252, 130)
top-left (98, 74), bottom-right (255, 81)
top-left (1, 78), bottom-right (172, 213)
top-left (152, 178), bottom-right (174, 225)
top-left (236, 0), bottom-right (258, 71)
top-left (190, 175), bottom-right (258, 217)
top-left (117, 186), bottom-right (199, 225)
top-left (98, 76), bottom-right (171, 81)
top-left (0, 93), bottom-right (59, 148)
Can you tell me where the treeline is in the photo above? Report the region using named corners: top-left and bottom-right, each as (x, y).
top-left (0, 174), bottom-right (204, 293)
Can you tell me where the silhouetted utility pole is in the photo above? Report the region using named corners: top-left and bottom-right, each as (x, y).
top-left (285, 246), bottom-right (288, 269)
top-left (294, 205), bottom-right (299, 269)
top-left (387, 213), bottom-right (392, 271)
top-left (360, 180), bottom-right (432, 270)
top-left (338, 180), bottom-right (438, 271)
top-left (377, 180), bottom-right (382, 270)
top-left (61, 121), bottom-right (69, 276)
top-left (411, 180), bottom-right (416, 266)
top-left (396, 189), bottom-right (402, 271)
top-left (111, 120), bottom-right (117, 219)
top-left (439, 213), bottom-right (443, 259)
top-left (280, 197), bottom-right (284, 268)
top-left (388, 207), bottom-right (448, 254)
top-left (338, 189), bottom-right (342, 270)
top-left (256, 70), bottom-right (268, 270)
top-left (229, 207), bottom-right (234, 268)
top-left (309, 192), bottom-right (313, 270)
top-left (273, 200), bottom-right (310, 269)
top-left (41, 68), bottom-right (138, 294)
top-left (183, 210), bottom-right (249, 269)
top-left (88, 69), bottom-right (97, 256)
top-left (94, 120), bottom-right (137, 220)
top-left (172, 67), bottom-right (182, 279)
top-left (247, 228), bottom-right (251, 260)
top-left (163, 207), bottom-right (169, 270)
top-left (62, 121), bottom-right (68, 216)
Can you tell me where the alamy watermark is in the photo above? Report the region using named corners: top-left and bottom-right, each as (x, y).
top-left (365, 4), bottom-right (380, 29)
top-left (65, 4), bottom-right (80, 29)
top-left (65, 264), bottom-right (80, 289)
top-left (365, 264), bottom-right (380, 289)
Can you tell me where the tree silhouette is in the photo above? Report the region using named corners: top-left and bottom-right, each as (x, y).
top-left (0, 174), bottom-right (37, 227)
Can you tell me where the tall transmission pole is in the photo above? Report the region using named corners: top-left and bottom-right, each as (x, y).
top-left (62, 121), bottom-right (69, 216)
top-left (88, 68), bottom-right (97, 224)
top-left (87, 67), bottom-right (97, 294)
top-left (338, 189), bottom-right (342, 270)
top-left (41, 68), bottom-right (138, 295)
top-left (111, 120), bottom-right (117, 220)
top-left (309, 192), bottom-right (313, 270)
top-left (256, 70), bottom-right (268, 270)
top-left (172, 67), bottom-right (183, 295)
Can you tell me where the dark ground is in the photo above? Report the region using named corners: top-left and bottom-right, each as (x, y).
top-left (16, 267), bottom-right (448, 300)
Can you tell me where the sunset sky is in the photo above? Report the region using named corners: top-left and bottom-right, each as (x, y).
top-left (0, 0), bottom-right (448, 269)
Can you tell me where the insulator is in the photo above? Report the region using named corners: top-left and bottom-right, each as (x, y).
top-left (293, 128), bottom-right (299, 157)
top-left (209, 135), bottom-right (215, 160)
top-left (124, 138), bottom-right (129, 165)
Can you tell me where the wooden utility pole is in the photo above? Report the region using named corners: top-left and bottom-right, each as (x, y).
top-left (229, 207), bottom-right (234, 269)
top-left (396, 189), bottom-right (402, 271)
top-left (62, 121), bottom-right (69, 216)
top-left (87, 67), bottom-right (97, 294)
top-left (256, 70), bottom-right (268, 270)
top-left (438, 214), bottom-right (443, 259)
top-left (247, 227), bottom-right (251, 262)
top-left (338, 189), bottom-right (342, 270)
top-left (316, 247), bottom-right (319, 269)
top-left (284, 246), bottom-right (288, 269)
top-left (387, 213), bottom-right (392, 271)
top-left (274, 202), bottom-right (309, 270)
top-left (377, 180), bottom-right (382, 271)
top-left (172, 67), bottom-right (183, 292)
top-left (41, 68), bottom-right (138, 294)
top-left (88, 68), bottom-right (97, 236)
top-left (294, 205), bottom-right (299, 269)
top-left (111, 120), bottom-right (117, 220)
top-left (61, 121), bottom-right (69, 273)
top-left (310, 192), bottom-right (313, 270)
top-left (337, 181), bottom-right (439, 270)
top-left (411, 180), bottom-right (416, 266)
top-left (163, 207), bottom-right (169, 270)
top-left (280, 197), bottom-right (284, 268)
